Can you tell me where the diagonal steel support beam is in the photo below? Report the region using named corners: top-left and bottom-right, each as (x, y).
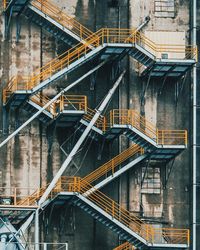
top-left (0, 217), bottom-right (25, 250)
top-left (0, 61), bottom-right (108, 149)
top-left (38, 70), bottom-right (126, 206)
top-left (5, 213), bottom-right (35, 247)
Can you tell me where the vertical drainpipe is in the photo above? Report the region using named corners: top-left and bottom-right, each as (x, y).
top-left (192, 0), bottom-right (197, 248)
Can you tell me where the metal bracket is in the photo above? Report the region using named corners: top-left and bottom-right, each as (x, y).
top-left (158, 65), bottom-right (177, 96)
top-left (175, 73), bottom-right (187, 105)
top-left (162, 159), bottom-right (175, 189)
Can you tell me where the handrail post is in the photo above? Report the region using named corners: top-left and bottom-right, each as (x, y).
top-left (103, 116), bottom-right (106, 132)
top-left (185, 130), bottom-right (188, 147)
top-left (112, 200), bottom-right (115, 217)
top-left (112, 159), bottom-right (114, 175)
top-left (151, 226), bottom-right (154, 244)
top-left (84, 96), bottom-right (87, 112)
top-left (156, 128), bottom-right (159, 144)
top-left (161, 130), bottom-right (164, 145)
top-left (107, 29), bottom-right (109, 43)
top-left (14, 188), bottom-right (17, 205)
top-left (187, 229), bottom-right (190, 246)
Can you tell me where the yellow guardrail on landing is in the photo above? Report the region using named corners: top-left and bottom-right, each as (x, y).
top-left (30, 94), bottom-right (87, 117)
top-left (1, 177), bottom-right (189, 246)
top-left (108, 109), bottom-right (187, 146)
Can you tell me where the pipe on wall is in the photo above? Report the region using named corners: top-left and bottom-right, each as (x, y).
top-left (192, 0), bottom-right (197, 248)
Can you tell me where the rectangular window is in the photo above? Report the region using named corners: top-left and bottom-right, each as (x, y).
top-left (141, 167), bottom-right (161, 194)
top-left (154, 0), bottom-right (175, 18)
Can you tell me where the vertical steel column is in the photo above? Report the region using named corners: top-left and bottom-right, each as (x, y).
top-left (35, 209), bottom-right (40, 250)
top-left (192, 0), bottom-right (197, 249)
top-left (38, 70), bottom-right (126, 206)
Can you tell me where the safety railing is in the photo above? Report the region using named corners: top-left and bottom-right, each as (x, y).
top-left (3, 32), bottom-right (100, 98)
top-left (113, 242), bottom-right (134, 250)
top-left (0, 187), bottom-right (39, 207)
top-left (109, 109), bottom-right (157, 141)
top-left (2, 75), bottom-right (34, 104)
top-left (157, 130), bottom-right (187, 146)
top-left (83, 144), bottom-right (144, 184)
top-left (3, 28), bottom-right (197, 101)
top-left (59, 95), bottom-right (87, 113)
top-left (108, 109), bottom-right (187, 146)
top-left (1, 177), bottom-right (190, 246)
top-left (30, 93), bottom-right (57, 116)
top-left (83, 107), bottom-right (106, 131)
top-left (66, 177), bottom-right (189, 245)
top-left (66, 177), bottom-right (155, 243)
top-left (31, 0), bottom-right (94, 40)
top-left (126, 31), bottom-right (198, 61)
top-left (5, 28), bottom-right (197, 100)
top-left (153, 228), bottom-right (190, 245)
top-left (31, 94), bottom-right (87, 117)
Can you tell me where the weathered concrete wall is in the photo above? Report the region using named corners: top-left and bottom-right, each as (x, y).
top-left (0, 0), bottom-right (193, 249)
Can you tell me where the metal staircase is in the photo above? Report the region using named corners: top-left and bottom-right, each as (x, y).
top-left (3, 28), bottom-right (197, 108)
top-left (3, 0), bottom-right (94, 46)
top-left (77, 108), bottom-right (187, 160)
top-left (1, 2), bottom-right (194, 248)
top-left (23, 0), bottom-right (95, 46)
top-left (3, 0), bottom-right (29, 13)
top-left (23, 93), bottom-right (87, 125)
top-left (82, 144), bottom-right (147, 192)
top-left (0, 177), bottom-right (190, 249)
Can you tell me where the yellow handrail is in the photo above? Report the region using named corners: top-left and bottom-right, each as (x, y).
top-left (3, 28), bottom-right (197, 104)
top-left (31, 0), bottom-right (94, 40)
top-left (29, 93), bottom-right (88, 117)
top-left (108, 109), bottom-right (187, 146)
top-left (113, 242), bottom-right (134, 250)
top-left (0, 177), bottom-right (190, 246)
top-left (83, 144), bottom-right (144, 184)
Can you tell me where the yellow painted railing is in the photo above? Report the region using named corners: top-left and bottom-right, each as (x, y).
top-left (0, 186), bottom-right (39, 207)
top-left (30, 94), bottom-right (87, 117)
top-left (31, 0), bottom-right (94, 40)
top-left (109, 109), bottom-right (187, 146)
top-left (3, 0), bottom-right (9, 9)
top-left (113, 242), bottom-right (134, 250)
top-left (83, 106), bottom-right (106, 131)
top-left (0, 177), bottom-right (190, 246)
top-left (3, 28), bottom-right (197, 103)
top-left (83, 144), bottom-right (144, 184)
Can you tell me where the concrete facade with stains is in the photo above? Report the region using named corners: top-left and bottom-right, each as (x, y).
top-left (0, 0), bottom-right (198, 249)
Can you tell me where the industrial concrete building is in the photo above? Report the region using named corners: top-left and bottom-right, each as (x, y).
top-left (0, 0), bottom-right (199, 249)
